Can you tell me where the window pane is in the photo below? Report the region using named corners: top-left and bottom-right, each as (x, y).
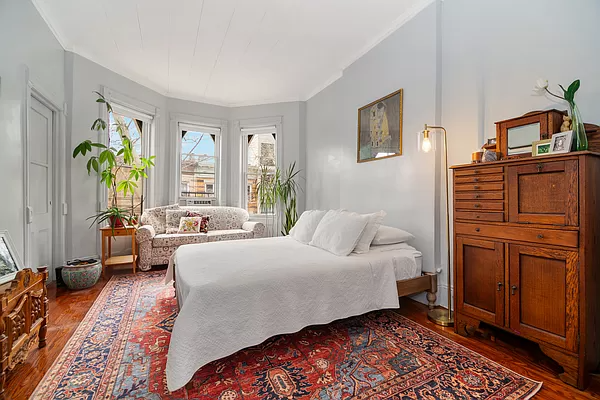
top-left (181, 130), bottom-right (217, 198)
top-left (246, 133), bottom-right (276, 214)
top-left (109, 113), bottom-right (144, 216)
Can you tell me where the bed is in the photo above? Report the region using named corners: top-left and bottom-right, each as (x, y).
top-left (165, 236), bottom-right (437, 391)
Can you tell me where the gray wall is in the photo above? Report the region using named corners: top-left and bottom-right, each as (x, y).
top-left (306, 4), bottom-right (439, 283)
top-left (304, 0), bottom-right (600, 307)
top-left (0, 0), bottom-right (65, 262)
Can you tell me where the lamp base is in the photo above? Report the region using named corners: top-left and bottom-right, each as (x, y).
top-left (427, 308), bottom-right (454, 327)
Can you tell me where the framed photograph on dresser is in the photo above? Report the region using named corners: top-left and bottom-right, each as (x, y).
top-left (0, 230), bottom-right (23, 284)
top-left (550, 131), bottom-right (573, 154)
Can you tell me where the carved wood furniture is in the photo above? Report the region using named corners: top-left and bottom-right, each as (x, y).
top-left (451, 152), bottom-right (600, 390)
top-left (0, 267), bottom-right (48, 399)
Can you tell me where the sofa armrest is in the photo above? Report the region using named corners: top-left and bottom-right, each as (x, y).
top-left (136, 225), bottom-right (156, 243)
top-left (242, 221), bottom-right (266, 238)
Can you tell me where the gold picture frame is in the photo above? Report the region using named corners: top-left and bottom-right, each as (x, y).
top-left (532, 139), bottom-right (552, 157)
top-left (357, 89), bottom-right (403, 163)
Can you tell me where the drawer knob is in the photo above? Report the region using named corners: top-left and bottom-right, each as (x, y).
top-left (474, 178), bottom-right (480, 182)
top-left (475, 194), bottom-right (481, 199)
top-left (475, 228), bottom-right (481, 232)
top-left (474, 203), bottom-right (481, 208)
top-left (537, 234), bottom-right (544, 239)
top-left (497, 282), bottom-right (503, 291)
top-left (511, 285), bottom-right (518, 295)
top-left (536, 163), bottom-right (543, 172)
top-left (476, 215), bottom-right (480, 219)
top-left (474, 185), bottom-right (480, 190)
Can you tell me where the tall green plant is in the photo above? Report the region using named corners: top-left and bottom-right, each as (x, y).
top-left (255, 162), bottom-right (302, 236)
top-left (276, 162), bottom-right (301, 235)
top-left (73, 92), bottom-right (156, 226)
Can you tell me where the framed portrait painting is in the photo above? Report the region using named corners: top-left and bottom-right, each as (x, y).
top-left (357, 89), bottom-right (403, 163)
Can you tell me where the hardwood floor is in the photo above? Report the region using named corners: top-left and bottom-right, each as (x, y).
top-left (5, 270), bottom-right (600, 399)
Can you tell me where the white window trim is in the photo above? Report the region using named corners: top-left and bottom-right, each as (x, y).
top-left (235, 116), bottom-right (283, 215)
top-left (98, 86), bottom-right (160, 212)
top-left (170, 113), bottom-right (228, 206)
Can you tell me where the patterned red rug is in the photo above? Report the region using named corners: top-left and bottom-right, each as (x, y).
top-left (32, 272), bottom-right (541, 399)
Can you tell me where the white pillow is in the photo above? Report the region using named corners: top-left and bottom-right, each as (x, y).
top-left (352, 210), bottom-right (387, 254)
top-left (310, 210), bottom-right (369, 256)
top-left (289, 210), bottom-right (327, 244)
top-left (372, 225), bottom-right (415, 245)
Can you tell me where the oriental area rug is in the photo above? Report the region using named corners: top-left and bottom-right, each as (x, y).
top-left (32, 272), bottom-right (542, 399)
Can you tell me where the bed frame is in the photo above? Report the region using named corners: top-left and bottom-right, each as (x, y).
top-left (396, 273), bottom-right (437, 309)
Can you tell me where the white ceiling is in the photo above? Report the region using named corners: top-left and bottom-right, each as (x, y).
top-left (33, 0), bottom-right (432, 106)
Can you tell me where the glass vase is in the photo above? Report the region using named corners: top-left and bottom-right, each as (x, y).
top-left (569, 102), bottom-right (588, 151)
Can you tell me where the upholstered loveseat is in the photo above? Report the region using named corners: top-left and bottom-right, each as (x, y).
top-left (136, 205), bottom-right (266, 271)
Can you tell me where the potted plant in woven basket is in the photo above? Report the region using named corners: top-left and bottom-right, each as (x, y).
top-left (72, 92), bottom-right (156, 233)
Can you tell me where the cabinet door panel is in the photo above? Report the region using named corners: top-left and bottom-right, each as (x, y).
top-left (456, 237), bottom-right (504, 326)
top-left (508, 160), bottom-right (578, 226)
top-left (509, 245), bottom-right (578, 352)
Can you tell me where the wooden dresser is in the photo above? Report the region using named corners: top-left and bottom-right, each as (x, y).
top-left (451, 151), bottom-right (600, 389)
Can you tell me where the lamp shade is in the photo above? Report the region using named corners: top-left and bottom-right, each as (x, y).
top-left (418, 127), bottom-right (436, 153)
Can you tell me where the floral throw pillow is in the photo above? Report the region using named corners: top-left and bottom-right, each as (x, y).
top-left (178, 217), bottom-right (202, 234)
top-left (187, 212), bottom-right (210, 233)
top-left (166, 209), bottom-right (189, 231)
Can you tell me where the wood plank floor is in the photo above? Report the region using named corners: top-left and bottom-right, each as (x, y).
top-left (5, 269), bottom-right (600, 399)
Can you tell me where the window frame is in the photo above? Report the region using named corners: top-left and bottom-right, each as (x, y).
top-left (237, 117), bottom-right (283, 216)
top-left (97, 87), bottom-right (158, 214)
top-left (170, 114), bottom-right (228, 205)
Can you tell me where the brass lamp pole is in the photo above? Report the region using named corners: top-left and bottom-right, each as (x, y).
top-left (419, 124), bottom-right (454, 327)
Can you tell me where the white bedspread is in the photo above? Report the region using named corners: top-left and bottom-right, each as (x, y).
top-left (165, 236), bottom-right (410, 391)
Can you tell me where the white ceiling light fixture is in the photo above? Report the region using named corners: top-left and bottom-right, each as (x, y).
top-left (32, 0), bottom-right (434, 106)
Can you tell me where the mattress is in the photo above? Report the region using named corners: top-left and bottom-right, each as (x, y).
top-left (164, 236), bottom-right (416, 391)
top-left (350, 245), bottom-right (422, 281)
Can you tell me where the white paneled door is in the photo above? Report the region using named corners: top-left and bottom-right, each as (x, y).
top-left (28, 96), bottom-right (53, 269)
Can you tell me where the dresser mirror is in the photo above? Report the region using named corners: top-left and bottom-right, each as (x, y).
top-left (496, 110), bottom-right (565, 159)
top-left (506, 122), bottom-right (540, 155)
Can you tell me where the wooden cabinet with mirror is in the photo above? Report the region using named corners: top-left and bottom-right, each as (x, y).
top-left (496, 109), bottom-right (566, 159)
top-left (451, 152), bottom-right (600, 390)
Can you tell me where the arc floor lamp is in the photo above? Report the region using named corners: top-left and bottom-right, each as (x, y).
top-left (418, 124), bottom-right (454, 327)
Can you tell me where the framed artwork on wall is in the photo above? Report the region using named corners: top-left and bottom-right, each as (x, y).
top-left (357, 88), bottom-right (403, 163)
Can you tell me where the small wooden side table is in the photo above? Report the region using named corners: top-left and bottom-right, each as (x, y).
top-left (100, 226), bottom-right (137, 277)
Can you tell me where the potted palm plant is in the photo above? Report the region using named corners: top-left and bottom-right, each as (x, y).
top-left (256, 161), bottom-right (302, 236)
top-left (73, 92), bottom-right (156, 231)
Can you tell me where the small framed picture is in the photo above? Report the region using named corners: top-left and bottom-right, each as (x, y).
top-left (532, 139), bottom-right (552, 157)
top-left (550, 131), bottom-right (573, 154)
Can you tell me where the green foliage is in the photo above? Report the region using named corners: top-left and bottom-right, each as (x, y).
top-left (256, 162), bottom-right (302, 236)
top-left (73, 92), bottom-right (156, 229)
top-left (558, 79), bottom-right (581, 105)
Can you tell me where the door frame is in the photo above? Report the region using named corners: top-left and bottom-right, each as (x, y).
top-left (23, 68), bottom-right (66, 281)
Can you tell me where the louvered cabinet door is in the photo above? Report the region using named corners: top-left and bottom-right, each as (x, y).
top-left (455, 236), bottom-right (505, 326)
top-left (508, 244), bottom-right (579, 352)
